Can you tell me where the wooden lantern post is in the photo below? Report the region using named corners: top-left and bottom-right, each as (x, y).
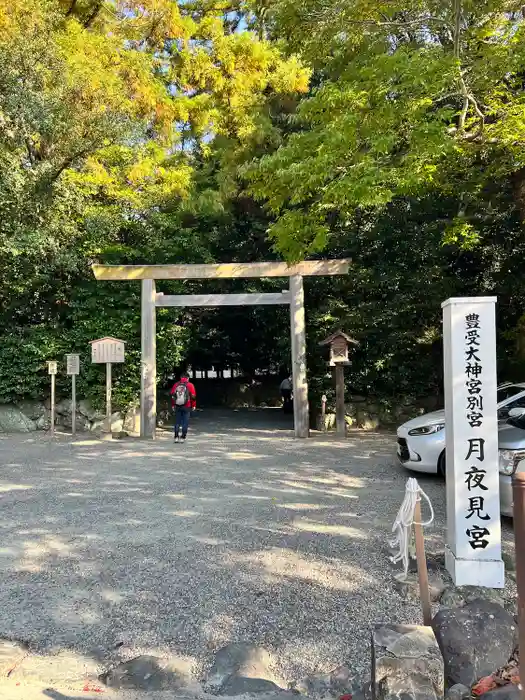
top-left (319, 331), bottom-right (358, 437)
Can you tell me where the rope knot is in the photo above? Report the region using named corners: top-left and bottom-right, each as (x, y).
top-left (389, 477), bottom-right (434, 580)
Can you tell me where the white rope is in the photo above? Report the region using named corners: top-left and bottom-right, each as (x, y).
top-left (390, 477), bottom-right (434, 580)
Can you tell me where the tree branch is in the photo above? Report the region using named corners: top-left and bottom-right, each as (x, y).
top-left (65, 0), bottom-right (78, 17)
top-left (343, 16), bottom-right (453, 30)
top-left (84, 2), bottom-right (103, 28)
top-left (453, 0), bottom-right (485, 133)
top-left (454, 0), bottom-right (468, 130)
top-left (25, 138), bottom-right (37, 166)
top-left (46, 149), bottom-right (90, 186)
top-left (308, 10), bottom-right (453, 30)
top-left (453, 0), bottom-right (461, 59)
top-left (144, 17), bottom-right (163, 45)
top-left (459, 95), bottom-right (469, 130)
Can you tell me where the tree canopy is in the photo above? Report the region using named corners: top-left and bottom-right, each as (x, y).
top-left (0, 0), bottom-right (525, 411)
top-left (245, 0), bottom-right (525, 258)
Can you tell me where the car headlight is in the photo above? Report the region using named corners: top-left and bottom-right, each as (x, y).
top-left (499, 450), bottom-right (525, 476)
top-left (408, 423), bottom-right (445, 436)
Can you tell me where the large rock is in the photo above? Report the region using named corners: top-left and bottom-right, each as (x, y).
top-left (445, 684), bottom-right (470, 700)
top-left (394, 575), bottom-right (446, 604)
top-left (296, 665), bottom-right (363, 699)
top-left (35, 410), bottom-right (51, 430)
top-left (15, 401), bottom-right (45, 421)
top-left (440, 585), bottom-right (505, 609)
top-left (356, 408), bottom-right (380, 430)
top-left (89, 412), bottom-right (123, 434)
top-left (78, 399), bottom-right (104, 421)
top-left (0, 405), bottom-right (36, 433)
top-left (205, 643), bottom-right (283, 695)
top-left (317, 413), bottom-right (336, 431)
top-left (478, 687), bottom-right (522, 700)
top-left (220, 677), bottom-right (283, 695)
top-left (432, 599), bottom-right (516, 687)
top-left (55, 399), bottom-right (73, 417)
top-left (99, 655), bottom-right (184, 690)
top-left (124, 404), bottom-right (141, 434)
top-left (111, 412), bottom-right (124, 432)
top-left (36, 405), bottom-right (91, 431)
top-left (58, 412), bottom-right (91, 431)
top-left (371, 624), bottom-right (444, 700)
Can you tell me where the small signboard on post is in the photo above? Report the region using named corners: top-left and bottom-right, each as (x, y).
top-left (66, 354), bottom-right (80, 436)
top-left (90, 338), bottom-right (126, 439)
top-left (47, 361), bottom-right (57, 435)
top-left (66, 354), bottom-right (80, 376)
top-left (91, 337), bottom-right (125, 364)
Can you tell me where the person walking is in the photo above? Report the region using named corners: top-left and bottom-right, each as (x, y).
top-left (170, 372), bottom-right (197, 443)
top-left (280, 375), bottom-right (293, 414)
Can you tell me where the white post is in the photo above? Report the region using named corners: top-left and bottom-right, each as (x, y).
top-left (442, 297), bottom-right (504, 587)
top-left (50, 374), bottom-right (55, 436)
top-left (71, 374), bottom-right (76, 437)
top-left (290, 274), bottom-right (309, 438)
top-left (141, 279), bottom-right (156, 439)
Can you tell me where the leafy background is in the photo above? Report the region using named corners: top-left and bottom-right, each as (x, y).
top-left (1, 0), bottom-right (525, 412)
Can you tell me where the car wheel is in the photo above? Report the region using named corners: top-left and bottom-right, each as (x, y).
top-left (438, 451), bottom-right (446, 480)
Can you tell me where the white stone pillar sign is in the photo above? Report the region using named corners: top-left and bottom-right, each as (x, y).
top-left (442, 297), bottom-right (504, 587)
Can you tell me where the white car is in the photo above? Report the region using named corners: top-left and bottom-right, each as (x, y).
top-left (397, 382), bottom-right (525, 477)
top-left (497, 410), bottom-right (525, 516)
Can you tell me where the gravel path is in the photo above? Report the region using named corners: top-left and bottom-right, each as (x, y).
top-left (0, 410), bottom-right (516, 688)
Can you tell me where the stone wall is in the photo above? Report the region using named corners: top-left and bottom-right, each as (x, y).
top-left (0, 387), bottom-right (443, 434)
top-left (317, 394), bottom-right (443, 432)
top-left (0, 379), bottom-right (283, 434)
top-left (0, 399), bottom-right (140, 435)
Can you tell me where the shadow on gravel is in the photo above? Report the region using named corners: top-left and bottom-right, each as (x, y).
top-left (0, 411), bottom-right (502, 687)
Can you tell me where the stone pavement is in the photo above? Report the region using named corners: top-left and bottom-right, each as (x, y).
top-left (0, 409), bottom-right (515, 696)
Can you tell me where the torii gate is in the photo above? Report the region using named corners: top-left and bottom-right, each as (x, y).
top-left (92, 260), bottom-right (350, 439)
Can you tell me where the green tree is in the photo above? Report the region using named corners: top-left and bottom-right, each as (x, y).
top-left (0, 0), bottom-right (309, 406)
top-left (246, 0), bottom-right (525, 260)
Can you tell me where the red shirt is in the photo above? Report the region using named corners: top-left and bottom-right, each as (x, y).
top-left (170, 378), bottom-right (196, 409)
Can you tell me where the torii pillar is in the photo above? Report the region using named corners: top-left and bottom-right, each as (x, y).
top-left (141, 279), bottom-right (157, 440)
top-left (290, 275), bottom-right (309, 438)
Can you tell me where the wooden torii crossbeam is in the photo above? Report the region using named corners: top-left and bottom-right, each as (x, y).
top-left (155, 292), bottom-right (291, 307)
top-left (92, 260), bottom-right (350, 439)
top-left (92, 261), bottom-right (348, 280)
